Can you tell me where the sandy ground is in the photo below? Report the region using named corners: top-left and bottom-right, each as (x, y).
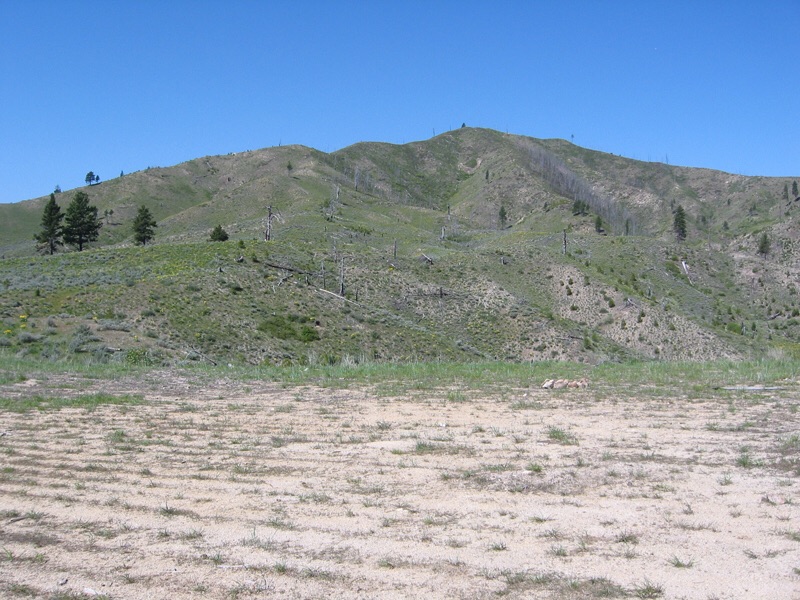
top-left (0, 371), bottom-right (798, 599)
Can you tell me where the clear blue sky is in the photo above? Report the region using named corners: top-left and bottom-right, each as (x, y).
top-left (1, 1), bottom-right (798, 204)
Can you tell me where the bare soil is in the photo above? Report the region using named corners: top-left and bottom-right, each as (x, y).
top-left (0, 372), bottom-right (798, 599)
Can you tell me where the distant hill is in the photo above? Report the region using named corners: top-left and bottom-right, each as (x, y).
top-left (1, 127), bottom-right (798, 365)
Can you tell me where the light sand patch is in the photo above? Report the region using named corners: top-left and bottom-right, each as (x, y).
top-left (0, 374), bottom-right (798, 598)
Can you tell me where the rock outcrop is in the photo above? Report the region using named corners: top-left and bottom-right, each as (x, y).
top-left (541, 378), bottom-right (589, 389)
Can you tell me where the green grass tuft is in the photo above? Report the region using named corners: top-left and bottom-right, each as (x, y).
top-left (0, 392), bottom-right (143, 412)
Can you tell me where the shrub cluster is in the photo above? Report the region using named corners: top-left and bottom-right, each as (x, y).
top-left (257, 314), bottom-right (320, 342)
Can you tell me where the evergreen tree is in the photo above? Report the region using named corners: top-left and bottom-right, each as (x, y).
top-left (673, 205), bottom-right (687, 241)
top-left (34, 193), bottom-right (64, 255)
top-left (498, 205), bottom-right (507, 229)
top-left (793, 180), bottom-right (799, 198)
top-left (572, 199), bottom-right (588, 216)
top-left (132, 205), bottom-right (157, 245)
top-left (85, 171), bottom-right (95, 186)
top-left (594, 215), bottom-right (603, 233)
top-left (63, 191), bottom-right (102, 251)
top-left (209, 224), bottom-right (229, 242)
top-left (757, 232), bottom-right (770, 258)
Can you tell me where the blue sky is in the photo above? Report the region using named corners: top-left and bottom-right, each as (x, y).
top-left (1, 1), bottom-right (798, 204)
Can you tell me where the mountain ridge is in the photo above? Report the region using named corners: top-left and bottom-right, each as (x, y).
top-left (1, 127), bottom-right (798, 365)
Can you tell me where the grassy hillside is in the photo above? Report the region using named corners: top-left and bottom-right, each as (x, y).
top-left (1, 128), bottom-right (798, 366)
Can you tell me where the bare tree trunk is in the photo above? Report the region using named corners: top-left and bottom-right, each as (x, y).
top-left (339, 258), bottom-right (345, 296)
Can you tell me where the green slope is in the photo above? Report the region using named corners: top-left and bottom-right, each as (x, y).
top-left (1, 128), bottom-right (799, 365)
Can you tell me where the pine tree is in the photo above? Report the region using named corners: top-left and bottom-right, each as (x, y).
top-left (34, 193), bottom-right (64, 255)
top-left (498, 205), bottom-right (507, 229)
top-left (757, 232), bottom-right (770, 258)
top-left (63, 191), bottom-right (102, 251)
top-left (132, 205), bottom-right (157, 245)
top-left (793, 180), bottom-right (799, 198)
top-left (673, 205), bottom-right (687, 241)
top-left (572, 199), bottom-right (588, 216)
top-left (209, 224), bottom-right (229, 242)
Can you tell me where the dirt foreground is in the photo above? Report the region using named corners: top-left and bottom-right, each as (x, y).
top-left (0, 371), bottom-right (798, 599)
